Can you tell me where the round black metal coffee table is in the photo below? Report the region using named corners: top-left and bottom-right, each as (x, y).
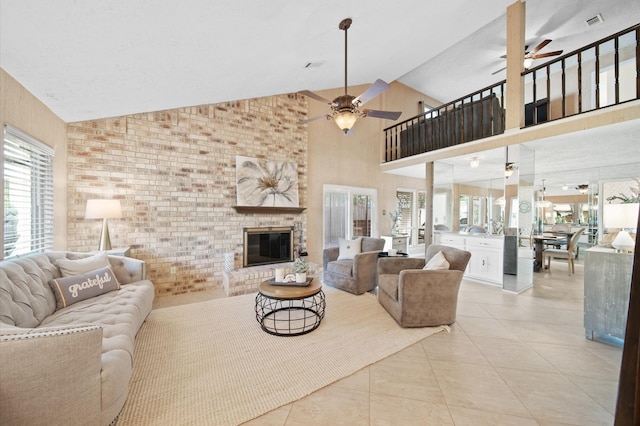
top-left (255, 279), bottom-right (325, 336)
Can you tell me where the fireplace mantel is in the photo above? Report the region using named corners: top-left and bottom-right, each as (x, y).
top-left (233, 206), bottom-right (306, 214)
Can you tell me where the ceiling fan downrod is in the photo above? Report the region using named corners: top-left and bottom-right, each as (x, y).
top-left (339, 18), bottom-right (352, 96)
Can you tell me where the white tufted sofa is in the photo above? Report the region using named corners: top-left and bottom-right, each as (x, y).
top-left (0, 251), bottom-right (155, 426)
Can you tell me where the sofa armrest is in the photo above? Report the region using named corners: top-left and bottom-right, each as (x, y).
top-left (108, 255), bottom-right (146, 284)
top-left (352, 250), bottom-right (383, 286)
top-left (377, 257), bottom-right (426, 275)
top-left (323, 247), bottom-right (340, 270)
top-left (0, 325), bottom-right (102, 425)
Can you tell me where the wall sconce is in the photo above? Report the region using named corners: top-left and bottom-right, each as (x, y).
top-left (576, 184), bottom-right (589, 194)
top-left (85, 199), bottom-right (122, 251)
top-left (470, 156), bottom-right (480, 168)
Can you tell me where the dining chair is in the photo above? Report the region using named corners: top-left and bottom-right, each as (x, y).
top-left (542, 227), bottom-right (586, 275)
top-left (544, 223), bottom-right (571, 249)
top-left (467, 225), bottom-right (487, 234)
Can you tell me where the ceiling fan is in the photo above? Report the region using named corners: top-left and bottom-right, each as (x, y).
top-left (298, 18), bottom-right (402, 135)
top-left (491, 39), bottom-right (563, 75)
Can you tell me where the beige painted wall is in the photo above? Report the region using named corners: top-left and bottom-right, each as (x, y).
top-left (306, 81), bottom-right (432, 266)
top-left (0, 68), bottom-right (67, 251)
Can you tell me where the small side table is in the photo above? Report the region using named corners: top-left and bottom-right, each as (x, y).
top-left (255, 279), bottom-right (325, 336)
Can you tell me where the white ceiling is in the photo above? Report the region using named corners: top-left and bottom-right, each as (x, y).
top-left (0, 0), bottom-right (514, 123)
top-left (3, 0), bottom-right (638, 123)
top-left (1, 0), bottom-right (639, 193)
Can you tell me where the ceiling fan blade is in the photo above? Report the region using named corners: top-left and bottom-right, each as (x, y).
top-left (297, 115), bottom-right (331, 125)
top-left (298, 90), bottom-right (332, 105)
top-left (531, 50), bottom-right (563, 59)
top-left (491, 66), bottom-right (507, 75)
top-left (362, 109), bottom-right (402, 120)
top-left (352, 79), bottom-right (391, 106)
top-left (528, 39), bottom-right (552, 56)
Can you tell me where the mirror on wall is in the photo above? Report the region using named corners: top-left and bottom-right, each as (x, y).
top-left (472, 196), bottom-right (487, 227)
top-left (459, 195), bottom-right (469, 230)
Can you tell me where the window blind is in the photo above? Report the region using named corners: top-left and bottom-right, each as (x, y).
top-left (3, 125), bottom-right (54, 258)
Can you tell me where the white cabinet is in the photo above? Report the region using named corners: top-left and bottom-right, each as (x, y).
top-left (381, 235), bottom-right (409, 253)
top-left (437, 234), bottom-right (465, 250)
top-left (437, 233), bottom-right (504, 286)
top-left (466, 237), bottom-right (504, 285)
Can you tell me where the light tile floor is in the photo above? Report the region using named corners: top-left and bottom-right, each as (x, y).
top-left (153, 259), bottom-right (622, 425)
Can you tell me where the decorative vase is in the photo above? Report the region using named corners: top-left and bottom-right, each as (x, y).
top-left (295, 272), bottom-right (307, 283)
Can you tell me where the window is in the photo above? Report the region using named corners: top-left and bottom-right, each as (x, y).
top-left (3, 126), bottom-right (54, 258)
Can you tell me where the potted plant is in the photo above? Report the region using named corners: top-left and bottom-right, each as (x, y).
top-left (292, 257), bottom-right (308, 283)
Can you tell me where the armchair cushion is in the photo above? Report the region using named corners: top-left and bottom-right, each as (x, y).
top-left (338, 237), bottom-right (362, 260)
top-left (326, 259), bottom-right (354, 277)
top-left (423, 250), bottom-right (450, 270)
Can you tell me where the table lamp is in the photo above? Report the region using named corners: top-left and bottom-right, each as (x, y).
top-left (603, 203), bottom-right (639, 252)
top-left (85, 199), bottom-right (122, 251)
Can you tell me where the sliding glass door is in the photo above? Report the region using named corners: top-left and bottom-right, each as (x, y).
top-left (323, 185), bottom-right (377, 247)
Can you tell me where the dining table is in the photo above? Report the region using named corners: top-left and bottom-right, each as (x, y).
top-left (532, 232), bottom-right (573, 272)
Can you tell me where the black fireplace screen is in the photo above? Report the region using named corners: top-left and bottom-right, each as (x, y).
top-left (243, 227), bottom-right (293, 267)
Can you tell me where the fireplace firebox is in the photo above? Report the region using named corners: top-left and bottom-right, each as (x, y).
top-left (243, 226), bottom-right (294, 267)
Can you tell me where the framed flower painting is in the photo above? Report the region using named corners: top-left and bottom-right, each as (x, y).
top-left (235, 156), bottom-right (299, 207)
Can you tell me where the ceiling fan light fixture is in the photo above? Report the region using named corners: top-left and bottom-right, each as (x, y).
top-left (504, 162), bottom-right (517, 178)
top-left (470, 156), bottom-right (480, 168)
top-left (523, 57), bottom-right (533, 69)
top-left (333, 110), bottom-right (358, 134)
top-left (576, 184), bottom-right (589, 194)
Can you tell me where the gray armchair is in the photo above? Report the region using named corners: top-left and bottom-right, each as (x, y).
top-left (377, 244), bottom-right (471, 327)
top-left (323, 237), bottom-right (385, 295)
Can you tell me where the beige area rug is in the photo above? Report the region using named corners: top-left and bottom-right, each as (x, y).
top-left (117, 286), bottom-right (445, 425)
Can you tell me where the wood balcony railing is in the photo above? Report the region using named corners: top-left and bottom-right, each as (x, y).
top-left (523, 23), bottom-right (639, 126)
top-left (384, 23), bottom-right (640, 163)
top-left (383, 81), bottom-right (506, 162)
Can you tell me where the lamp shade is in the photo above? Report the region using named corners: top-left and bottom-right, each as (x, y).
top-left (333, 111), bottom-right (358, 134)
top-left (85, 199), bottom-right (122, 219)
top-left (603, 203), bottom-right (639, 229)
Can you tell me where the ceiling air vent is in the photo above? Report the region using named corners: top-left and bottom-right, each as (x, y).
top-left (585, 14), bottom-right (604, 27)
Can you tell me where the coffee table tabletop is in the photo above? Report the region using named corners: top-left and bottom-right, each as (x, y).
top-left (258, 279), bottom-right (322, 299)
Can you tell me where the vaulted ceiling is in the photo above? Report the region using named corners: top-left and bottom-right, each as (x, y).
top-left (2, 1), bottom-right (640, 196)
top-left (1, 0), bottom-right (638, 123)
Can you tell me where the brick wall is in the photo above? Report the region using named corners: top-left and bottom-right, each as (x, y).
top-left (66, 94), bottom-right (308, 297)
